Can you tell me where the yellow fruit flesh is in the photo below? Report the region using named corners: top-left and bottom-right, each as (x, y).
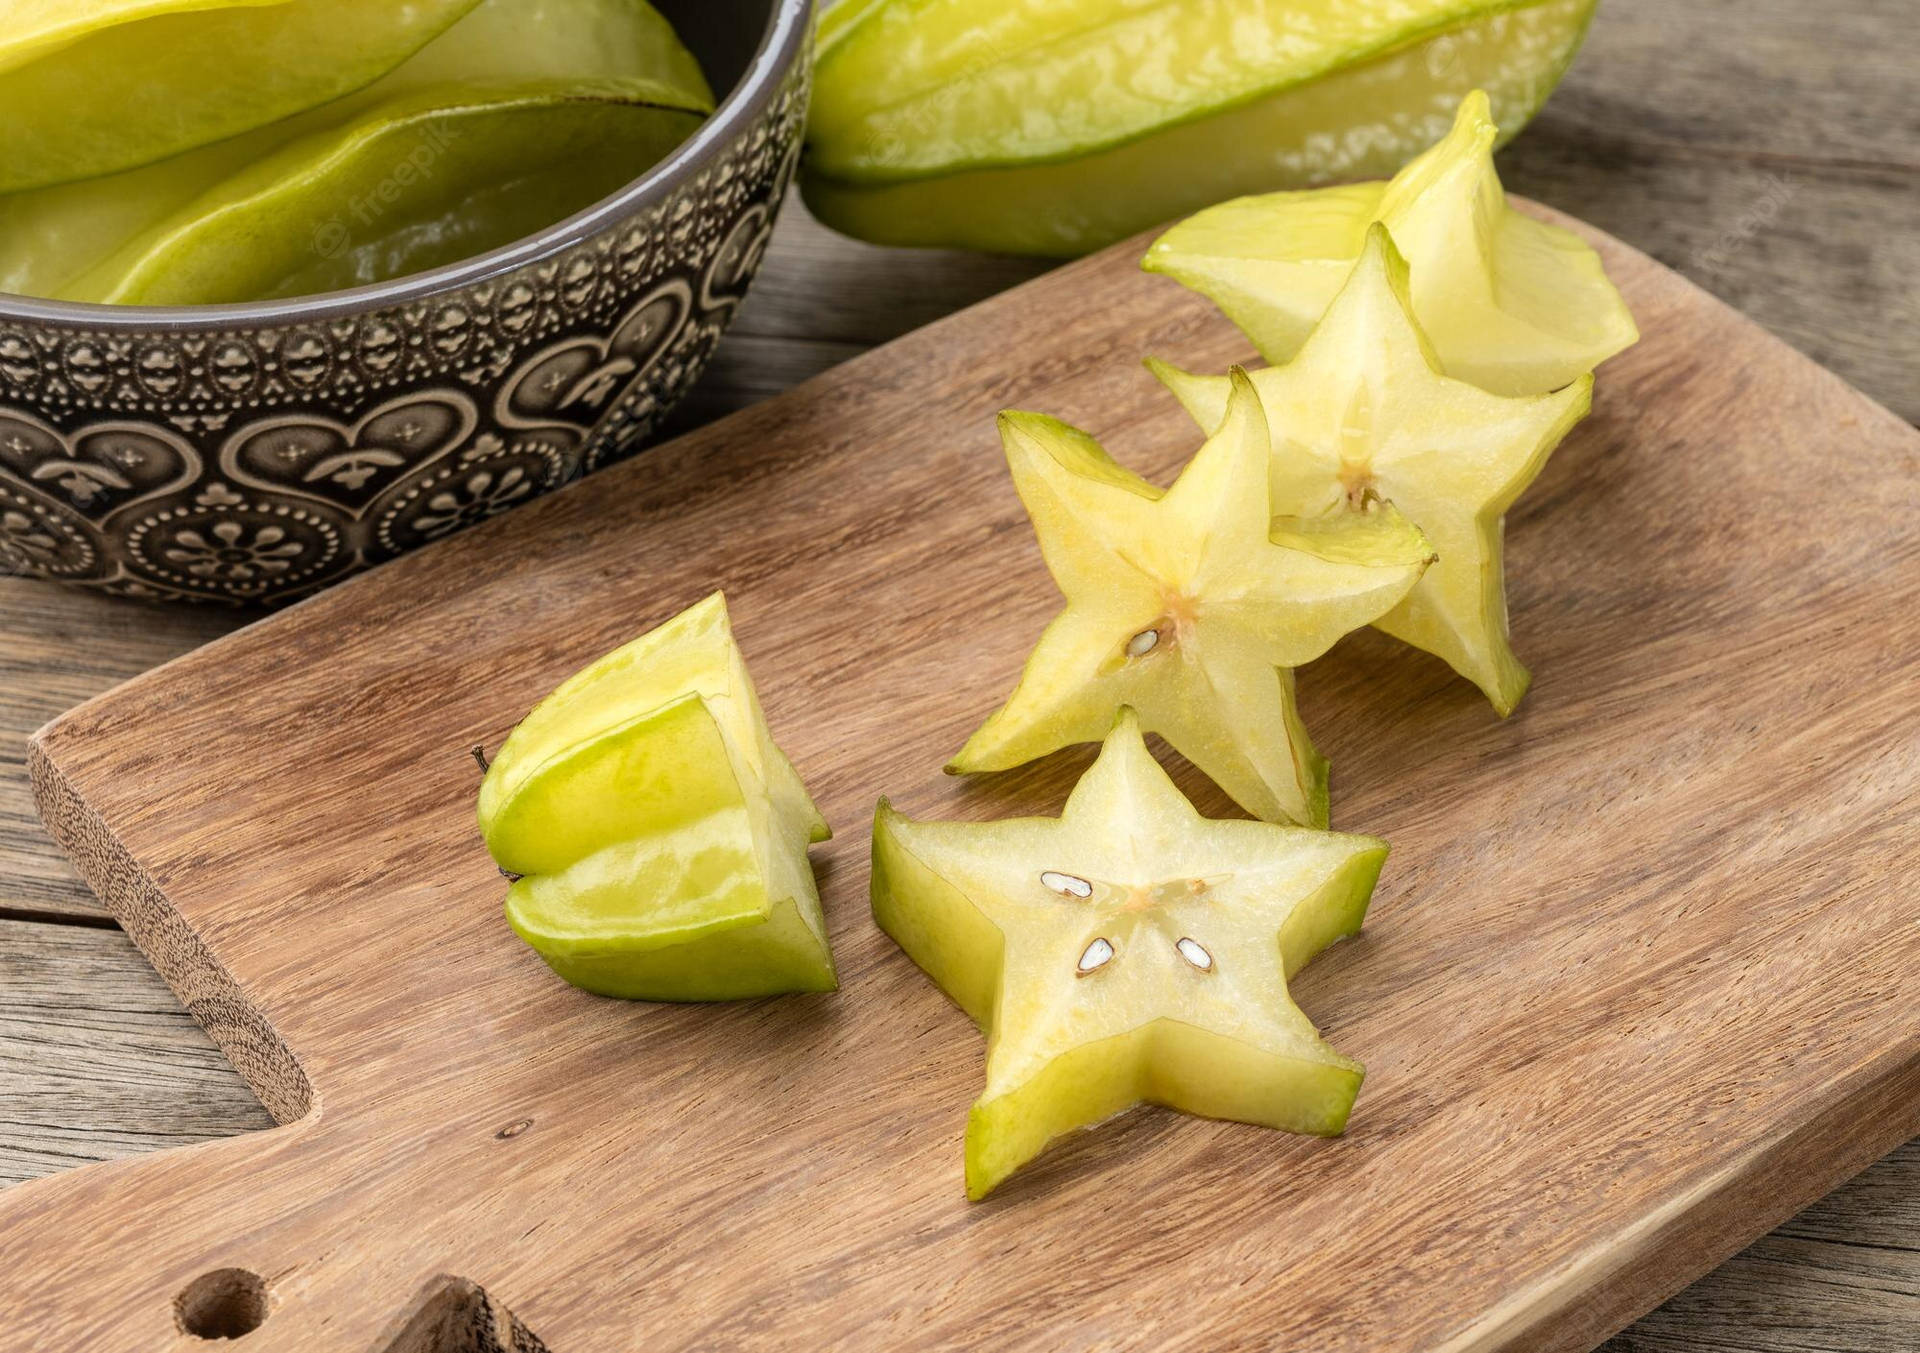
top-left (1145, 89), bottom-right (1638, 396)
top-left (1150, 226), bottom-right (1593, 713)
top-left (484, 691), bottom-right (748, 882)
top-left (481, 593), bottom-right (819, 842)
top-left (480, 594), bottom-right (834, 1002)
top-left (875, 712), bottom-right (1385, 1199)
top-left (507, 803), bottom-right (768, 956)
top-left (950, 372), bottom-right (1434, 826)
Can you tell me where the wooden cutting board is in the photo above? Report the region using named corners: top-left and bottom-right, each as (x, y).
top-left (8, 205), bottom-right (1918, 1353)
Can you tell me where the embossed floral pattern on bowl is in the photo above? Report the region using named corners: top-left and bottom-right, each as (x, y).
top-left (0, 1), bottom-right (808, 605)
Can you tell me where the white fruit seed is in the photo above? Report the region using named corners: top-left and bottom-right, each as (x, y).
top-left (1174, 937), bottom-right (1215, 972)
top-left (1077, 937), bottom-right (1116, 975)
top-left (1041, 870), bottom-right (1094, 899)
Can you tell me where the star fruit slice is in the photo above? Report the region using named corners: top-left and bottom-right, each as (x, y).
top-left (878, 710), bottom-right (1388, 1199)
top-left (0, 0), bottom-right (486, 192)
top-left (0, 0), bottom-right (712, 304)
top-left (478, 593), bottom-right (836, 1002)
top-left (1145, 89), bottom-right (1638, 397)
top-left (949, 370), bottom-right (1435, 828)
top-left (1149, 225), bottom-right (1592, 715)
top-left (803, 0), bottom-right (1596, 256)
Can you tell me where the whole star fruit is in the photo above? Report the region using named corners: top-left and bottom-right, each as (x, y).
top-left (803, 0), bottom-right (1597, 256)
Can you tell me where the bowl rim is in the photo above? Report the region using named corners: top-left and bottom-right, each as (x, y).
top-left (0, 0), bottom-right (811, 333)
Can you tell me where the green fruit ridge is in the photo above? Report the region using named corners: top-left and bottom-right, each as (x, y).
top-left (949, 369), bottom-right (1435, 827)
top-left (0, 0), bottom-right (486, 192)
top-left (804, 0), bottom-right (1597, 255)
top-left (876, 710), bottom-right (1388, 1199)
top-left (0, 0), bottom-right (713, 305)
top-left (1145, 90), bottom-right (1639, 397)
top-left (478, 593), bottom-right (836, 1002)
top-left (1150, 225), bottom-right (1592, 714)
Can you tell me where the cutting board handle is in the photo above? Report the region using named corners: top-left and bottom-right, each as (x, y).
top-left (13, 751), bottom-right (553, 1350)
top-left (0, 1118), bottom-right (554, 1349)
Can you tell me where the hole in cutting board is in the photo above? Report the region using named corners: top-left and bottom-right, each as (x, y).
top-left (176, 1268), bottom-right (268, 1339)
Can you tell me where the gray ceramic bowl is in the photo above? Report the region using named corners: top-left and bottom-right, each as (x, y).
top-left (0, 0), bottom-right (809, 604)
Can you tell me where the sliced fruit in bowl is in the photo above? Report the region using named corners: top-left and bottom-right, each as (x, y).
top-left (0, 0), bottom-right (714, 305)
top-left (0, 0), bottom-right (487, 192)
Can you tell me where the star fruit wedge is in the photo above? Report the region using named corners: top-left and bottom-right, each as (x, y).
top-left (1150, 225), bottom-right (1592, 716)
top-left (478, 594), bottom-right (836, 1002)
top-left (805, 0), bottom-right (1598, 256)
top-left (0, 0), bottom-right (713, 305)
top-left (0, 0), bottom-right (486, 192)
top-left (1145, 90), bottom-right (1637, 397)
top-left (949, 370), bottom-right (1435, 828)
top-left (877, 710), bottom-right (1388, 1199)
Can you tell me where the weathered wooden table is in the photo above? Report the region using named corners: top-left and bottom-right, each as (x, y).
top-left (2, 3), bottom-right (1914, 1347)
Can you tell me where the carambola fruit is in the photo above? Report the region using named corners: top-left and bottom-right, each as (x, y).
top-left (1150, 225), bottom-right (1592, 715)
top-left (949, 370), bottom-right (1435, 827)
top-left (0, 0), bottom-right (712, 304)
top-left (0, 0), bottom-right (486, 192)
top-left (477, 594), bottom-right (837, 1002)
top-left (804, 0), bottom-right (1597, 256)
top-left (1145, 90), bottom-right (1638, 397)
top-left (876, 710), bottom-right (1388, 1199)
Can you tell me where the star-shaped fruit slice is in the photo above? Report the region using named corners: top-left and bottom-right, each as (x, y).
top-left (478, 593), bottom-right (836, 1001)
top-left (1144, 89), bottom-right (1638, 397)
top-left (950, 369), bottom-right (1435, 827)
top-left (1151, 225), bottom-right (1591, 715)
top-left (876, 710), bottom-right (1388, 1199)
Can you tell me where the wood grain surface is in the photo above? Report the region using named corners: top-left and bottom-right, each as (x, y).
top-left (0, 919), bottom-right (275, 1185)
top-left (2, 203), bottom-right (1914, 1352)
